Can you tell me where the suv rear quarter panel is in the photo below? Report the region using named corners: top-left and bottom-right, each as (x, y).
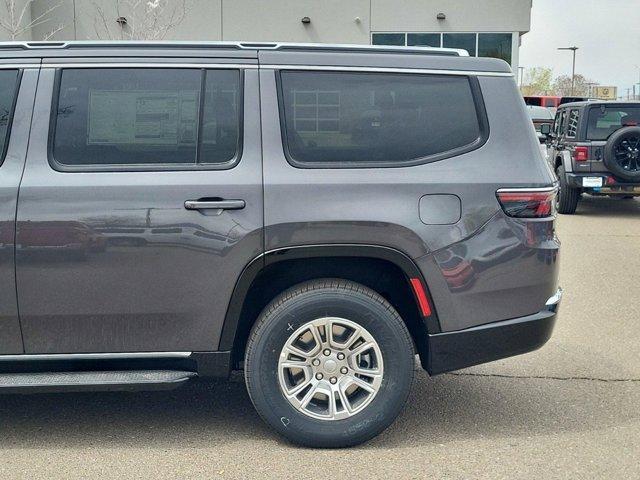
top-left (260, 59), bottom-right (558, 332)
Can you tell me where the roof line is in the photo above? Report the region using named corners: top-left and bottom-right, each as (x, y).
top-left (0, 40), bottom-right (466, 57)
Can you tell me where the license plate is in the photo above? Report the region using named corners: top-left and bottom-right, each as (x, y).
top-left (583, 177), bottom-right (603, 187)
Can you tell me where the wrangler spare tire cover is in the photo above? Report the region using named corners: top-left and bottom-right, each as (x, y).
top-left (603, 126), bottom-right (640, 181)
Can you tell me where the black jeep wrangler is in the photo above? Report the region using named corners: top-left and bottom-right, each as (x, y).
top-left (544, 101), bottom-right (640, 214)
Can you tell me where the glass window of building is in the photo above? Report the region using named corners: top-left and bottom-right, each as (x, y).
top-left (442, 33), bottom-right (477, 56)
top-left (407, 33), bottom-right (441, 47)
top-left (478, 33), bottom-right (512, 64)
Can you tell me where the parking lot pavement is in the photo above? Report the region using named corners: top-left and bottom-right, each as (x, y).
top-left (1, 195), bottom-right (639, 480)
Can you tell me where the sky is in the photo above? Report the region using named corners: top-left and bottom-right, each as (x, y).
top-left (519, 0), bottom-right (640, 98)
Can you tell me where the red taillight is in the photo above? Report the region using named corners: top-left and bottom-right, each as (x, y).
top-left (572, 146), bottom-right (589, 161)
top-left (409, 278), bottom-right (432, 317)
top-left (496, 188), bottom-right (557, 218)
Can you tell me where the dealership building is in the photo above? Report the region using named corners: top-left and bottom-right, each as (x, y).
top-left (3, 0), bottom-right (532, 71)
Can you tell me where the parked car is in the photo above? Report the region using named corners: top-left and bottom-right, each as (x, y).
top-left (527, 105), bottom-right (555, 143)
top-left (0, 41), bottom-right (561, 448)
top-left (543, 100), bottom-right (640, 214)
top-left (524, 95), bottom-right (589, 108)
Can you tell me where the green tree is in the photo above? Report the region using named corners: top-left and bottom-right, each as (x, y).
top-left (520, 67), bottom-right (553, 95)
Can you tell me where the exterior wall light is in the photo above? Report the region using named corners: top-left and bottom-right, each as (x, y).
top-left (301, 16), bottom-right (311, 24)
top-left (436, 13), bottom-right (446, 20)
top-left (116, 16), bottom-right (127, 26)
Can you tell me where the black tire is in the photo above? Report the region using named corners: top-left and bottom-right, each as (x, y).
top-left (244, 279), bottom-right (415, 448)
top-left (603, 126), bottom-right (640, 181)
top-left (556, 165), bottom-right (579, 214)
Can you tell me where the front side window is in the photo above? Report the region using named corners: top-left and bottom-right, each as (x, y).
top-left (280, 71), bottom-right (483, 166)
top-left (587, 106), bottom-right (640, 140)
top-left (0, 69), bottom-right (20, 163)
top-left (52, 68), bottom-right (240, 167)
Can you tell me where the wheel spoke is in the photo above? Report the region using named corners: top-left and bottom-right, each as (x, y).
top-left (284, 344), bottom-right (315, 360)
top-left (349, 341), bottom-right (375, 358)
top-left (351, 363), bottom-right (382, 377)
top-left (347, 375), bottom-right (376, 394)
top-left (284, 375), bottom-right (314, 399)
top-left (299, 381), bottom-right (321, 408)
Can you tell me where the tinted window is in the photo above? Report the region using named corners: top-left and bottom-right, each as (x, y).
top-left (587, 106), bottom-right (640, 140)
top-left (0, 69), bottom-right (19, 162)
top-left (371, 33), bottom-right (405, 46)
top-left (53, 68), bottom-right (240, 167)
top-left (200, 70), bottom-right (241, 164)
top-left (407, 33), bottom-right (441, 47)
top-left (443, 33), bottom-right (477, 56)
top-left (280, 71), bottom-right (482, 166)
top-left (478, 33), bottom-right (512, 64)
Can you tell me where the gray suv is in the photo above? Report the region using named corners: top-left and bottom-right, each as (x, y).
top-left (0, 41), bottom-right (560, 447)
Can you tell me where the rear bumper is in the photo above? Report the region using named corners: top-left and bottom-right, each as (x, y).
top-left (425, 288), bottom-right (561, 375)
top-left (565, 173), bottom-right (640, 193)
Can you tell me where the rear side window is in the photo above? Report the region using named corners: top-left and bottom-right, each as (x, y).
top-left (52, 68), bottom-right (240, 168)
top-left (0, 69), bottom-right (20, 163)
top-left (587, 106), bottom-right (640, 140)
top-left (566, 109), bottom-right (580, 137)
top-left (279, 71), bottom-right (484, 167)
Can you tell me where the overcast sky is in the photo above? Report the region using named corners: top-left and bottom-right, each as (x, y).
top-left (519, 0), bottom-right (640, 97)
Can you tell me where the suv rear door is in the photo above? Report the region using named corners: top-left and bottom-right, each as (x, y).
top-left (15, 54), bottom-right (263, 354)
top-left (0, 64), bottom-right (36, 355)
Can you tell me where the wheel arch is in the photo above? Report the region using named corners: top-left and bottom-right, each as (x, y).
top-left (218, 244), bottom-right (440, 368)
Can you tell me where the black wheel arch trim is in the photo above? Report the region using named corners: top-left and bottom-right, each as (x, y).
top-left (218, 244), bottom-right (442, 352)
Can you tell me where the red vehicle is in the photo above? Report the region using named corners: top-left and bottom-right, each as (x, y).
top-left (525, 95), bottom-right (561, 108)
top-left (524, 95), bottom-right (589, 108)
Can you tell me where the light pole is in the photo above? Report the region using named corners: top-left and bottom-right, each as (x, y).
top-left (558, 46), bottom-right (579, 95)
top-left (518, 66), bottom-right (525, 88)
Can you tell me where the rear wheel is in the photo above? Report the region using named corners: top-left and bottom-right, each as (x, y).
top-left (244, 279), bottom-right (415, 448)
top-left (556, 165), bottom-right (579, 214)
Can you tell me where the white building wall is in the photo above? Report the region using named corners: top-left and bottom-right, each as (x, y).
top-left (371, 0), bottom-right (531, 33)
top-left (23, 0), bottom-right (531, 71)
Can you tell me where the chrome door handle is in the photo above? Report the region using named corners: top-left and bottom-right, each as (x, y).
top-left (184, 199), bottom-right (246, 210)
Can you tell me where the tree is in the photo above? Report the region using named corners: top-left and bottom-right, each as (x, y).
top-left (552, 74), bottom-right (597, 97)
top-left (93, 0), bottom-right (190, 41)
top-left (0, 0), bottom-right (64, 40)
top-left (520, 67), bottom-right (553, 96)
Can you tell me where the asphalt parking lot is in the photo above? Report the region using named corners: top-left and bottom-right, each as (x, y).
top-left (1, 194), bottom-right (639, 480)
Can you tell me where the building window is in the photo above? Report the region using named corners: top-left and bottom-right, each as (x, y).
top-left (372, 32), bottom-right (514, 65)
top-left (371, 33), bottom-right (405, 46)
top-left (407, 33), bottom-right (441, 47)
top-left (478, 33), bottom-right (512, 64)
top-left (442, 33), bottom-right (477, 56)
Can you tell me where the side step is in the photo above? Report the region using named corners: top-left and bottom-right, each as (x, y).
top-left (0, 370), bottom-right (197, 394)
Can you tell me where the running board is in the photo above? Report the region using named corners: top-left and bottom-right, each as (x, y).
top-left (0, 370), bottom-right (197, 394)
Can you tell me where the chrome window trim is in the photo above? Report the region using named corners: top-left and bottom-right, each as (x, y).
top-left (0, 64), bottom-right (40, 69)
top-left (0, 352), bottom-right (192, 361)
top-left (42, 62), bottom-right (257, 69)
top-left (261, 64), bottom-right (513, 77)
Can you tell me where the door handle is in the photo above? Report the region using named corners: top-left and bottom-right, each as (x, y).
top-left (184, 199), bottom-right (246, 210)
